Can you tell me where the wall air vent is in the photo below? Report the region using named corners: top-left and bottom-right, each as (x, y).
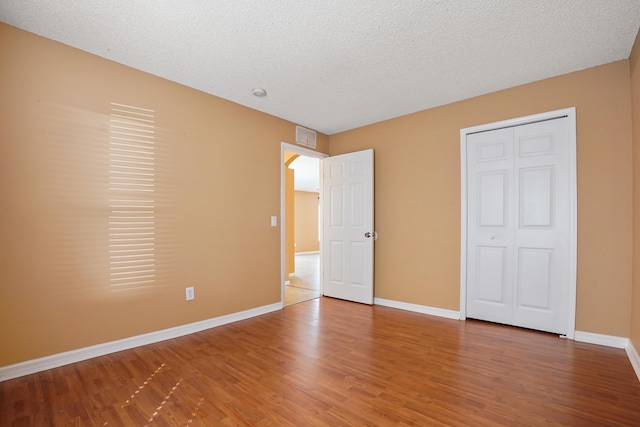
top-left (296, 125), bottom-right (317, 149)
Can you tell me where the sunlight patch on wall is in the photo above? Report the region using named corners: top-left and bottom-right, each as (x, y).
top-left (43, 102), bottom-right (111, 300)
top-left (109, 103), bottom-right (156, 290)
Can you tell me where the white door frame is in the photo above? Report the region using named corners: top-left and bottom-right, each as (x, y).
top-left (280, 142), bottom-right (328, 306)
top-left (459, 107), bottom-right (577, 338)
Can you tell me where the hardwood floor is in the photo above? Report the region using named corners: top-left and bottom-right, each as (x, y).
top-left (2, 297), bottom-right (640, 426)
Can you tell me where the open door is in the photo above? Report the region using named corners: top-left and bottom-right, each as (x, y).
top-left (322, 149), bottom-right (374, 304)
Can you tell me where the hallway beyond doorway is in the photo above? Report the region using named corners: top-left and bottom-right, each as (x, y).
top-left (285, 253), bottom-right (320, 306)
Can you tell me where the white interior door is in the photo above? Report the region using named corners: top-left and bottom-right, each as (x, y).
top-left (322, 149), bottom-right (374, 304)
top-left (466, 117), bottom-right (571, 335)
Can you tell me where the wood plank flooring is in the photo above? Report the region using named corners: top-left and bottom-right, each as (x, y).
top-left (2, 297), bottom-right (640, 426)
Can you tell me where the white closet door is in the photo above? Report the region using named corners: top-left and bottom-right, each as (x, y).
top-left (466, 117), bottom-right (570, 335)
top-left (466, 127), bottom-right (515, 325)
top-left (512, 119), bottom-right (570, 334)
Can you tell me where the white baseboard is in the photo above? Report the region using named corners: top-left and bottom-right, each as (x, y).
top-left (374, 298), bottom-right (460, 320)
top-left (626, 342), bottom-right (640, 382)
top-left (295, 251), bottom-right (319, 255)
top-left (574, 331), bottom-right (629, 348)
top-left (0, 302), bottom-right (281, 382)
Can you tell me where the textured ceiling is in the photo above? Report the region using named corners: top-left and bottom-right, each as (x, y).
top-left (1, 1), bottom-right (639, 135)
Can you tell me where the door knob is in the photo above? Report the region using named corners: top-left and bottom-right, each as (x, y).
top-left (365, 232), bottom-right (372, 238)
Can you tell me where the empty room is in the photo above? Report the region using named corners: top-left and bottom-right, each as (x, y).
top-left (2, 1), bottom-right (640, 425)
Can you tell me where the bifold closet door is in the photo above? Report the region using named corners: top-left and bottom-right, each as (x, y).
top-left (466, 117), bottom-right (570, 335)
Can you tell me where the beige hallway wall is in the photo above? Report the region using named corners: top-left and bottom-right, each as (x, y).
top-left (294, 191), bottom-right (320, 253)
top-left (330, 61), bottom-right (633, 338)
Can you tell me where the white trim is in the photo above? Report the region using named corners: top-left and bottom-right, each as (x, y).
top-left (295, 251), bottom-right (320, 255)
top-left (0, 302), bottom-right (281, 382)
top-left (459, 108), bottom-right (577, 338)
top-left (574, 331), bottom-right (629, 349)
top-left (566, 109), bottom-right (578, 339)
top-left (626, 342), bottom-right (640, 382)
top-left (374, 298), bottom-right (460, 320)
top-left (459, 128), bottom-right (468, 320)
top-left (280, 142), bottom-right (328, 305)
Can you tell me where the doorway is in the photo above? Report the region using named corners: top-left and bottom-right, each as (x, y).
top-left (281, 143), bottom-right (376, 307)
top-left (460, 108), bottom-right (577, 337)
top-left (281, 144), bottom-right (327, 306)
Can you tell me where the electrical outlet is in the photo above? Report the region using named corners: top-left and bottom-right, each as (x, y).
top-left (185, 286), bottom-right (195, 301)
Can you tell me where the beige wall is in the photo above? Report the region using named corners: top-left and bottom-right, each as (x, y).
top-left (285, 165), bottom-right (296, 276)
top-left (294, 191), bottom-right (320, 253)
top-left (631, 30), bottom-right (640, 351)
top-left (330, 60), bottom-right (634, 338)
top-left (284, 152), bottom-right (298, 276)
top-left (0, 24), bottom-right (329, 366)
